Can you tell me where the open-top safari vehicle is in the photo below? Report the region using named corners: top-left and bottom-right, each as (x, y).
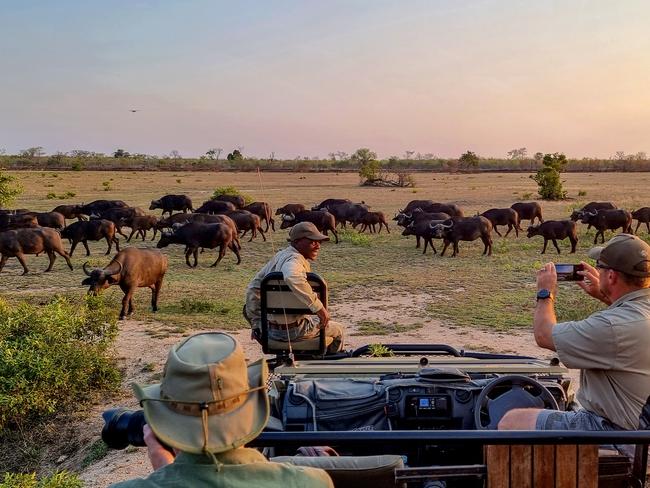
top-left (249, 272), bottom-right (650, 488)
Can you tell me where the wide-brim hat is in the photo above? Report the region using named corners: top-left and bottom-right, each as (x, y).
top-left (133, 333), bottom-right (269, 454)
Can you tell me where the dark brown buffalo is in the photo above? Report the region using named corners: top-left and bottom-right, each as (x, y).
top-left (311, 198), bottom-right (352, 211)
top-left (243, 202), bottom-right (275, 232)
top-left (510, 202), bottom-right (544, 229)
top-left (275, 203), bottom-right (306, 216)
top-left (82, 248), bottom-right (168, 320)
top-left (632, 207), bottom-right (650, 234)
top-left (194, 200), bottom-right (237, 214)
top-left (0, 227), bottom-right (73, 274)
top-left (324, 202), bottom-right (369, 228)
top-left (526, 220), bottom-right (578, 254)
top-left (155, 212), bottom-right (196, 232)
top-left (52, 204), bottom-right (85, 222)
top-left (157, 222), bottom-right (241, 268)
top-left (481, 208), bottom-right (520, 237)
top-left (0, 213), bottom-right (38, 231)
top-left (149, 194), bottom-right (193, 216)
top-left (180, 213), bottom-right (241, 250)
top-left (61, 219), bottom-right (120, 256)
top-left (580, 209), bottom-right (633, 244)
top-left (79, 200), bottom-right (128, 216)
top-left (402, 200), bottom-right (464, 217)
top-left (214, 194), bottom-right (245, 209)
top-left (92, 207), bottom-right (146, 237)
top-left (225, 210), bottom-right (265, 242)
top-left (23, 211), bottom-right (66, 230)
top-left (570, 201), bottom-right (617, 222)
top-left (127, 215), bottom-right (159, 242)
top-left (353, 211), bottom-right (390, 234)
top-left (394, 209), bottom-right (451, 248)
top-left (280, 210), bottom-right (339, 244)
top-left (431, 216), bottom-right (493, 257)
top-left (401, 219), bottom-right (446, 254)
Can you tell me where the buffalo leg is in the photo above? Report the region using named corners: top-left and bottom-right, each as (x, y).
top-left (229, 241), bottom-right (241, 264)
top-left (127, 229), bottom-right (136, 242)
top-left (16, 253), bottom-right (29, 275)
top-left (105, 236), bottom-right (113, 255)
top-left (119, 291), bottom-right (133, 319)
top-left (451, 241), bottom-right (459, 257)
top-left (541, 239), bottom-right (548, 254)
top-left (184, 248), bottom-right (193, 267)
top-left (211, 244), bottom-right (227, 267)
top-left (116, 225), bottom-right (129, 238)
top-left (193, 248), bottom-right (199, 267)
top-left (150, 229), bottom-right (158, 241)
top-left (635, 222), bottom-right (641, 235)
top-left (504, 225), bottom-right (513, 238)
top-left (0, 254), bottom-right (8, 273)
top-left (45, 250), bottom-right (56, 272)
top-left (383, 222), bottom-right (390, 233)
top-left (82, 240), bottom-right (91, 256)
top-left (270, 217), bottom-right (275, 232)
top-left (440, 240), bottom-right (450, 256)
top-left (331, 228), bottom-right (339, 244)
top-left (493, 226), bottom-right (503, 237)
top-left (483, 236), bottom-right (492, 256)
top-left (151, 281), bottom-right (163, 312)
top-left (114, 237), bottom-right (120, 252)
top-left (646, 222), bottom-right (650, 233)
top-left (248, 227), bottom-right (255, 242)
top-left (415, 236), bottom-right (421, 248)
top-left (258, 226), bottom-right (266, 242)
top-left (426, 238), bottom-right (437, 255)
top-left (58, 248), bottom-right (73, 270)
top-left (422, 239), bottom-right (429, 254)
top-left (570, 236), bottom-right (577, 253)
top-left (69, 240), bottom-right (79, 257)
top-left (552, 239), bottom-right (561, 254)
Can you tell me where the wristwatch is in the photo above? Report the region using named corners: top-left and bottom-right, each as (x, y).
top-left (536, 288), bottom-right (553, 301)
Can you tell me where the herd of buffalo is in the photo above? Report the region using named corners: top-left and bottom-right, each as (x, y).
top-left (1, 193), bottom-right (648, 319)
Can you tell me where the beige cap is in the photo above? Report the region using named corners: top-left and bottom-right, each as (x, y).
top-left (587, 233), bottom-right (650, 277)
top-left (287, 222), bottom-right (329, 242)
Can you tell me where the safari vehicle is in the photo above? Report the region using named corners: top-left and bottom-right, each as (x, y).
top-left (250, 272), bottom-right (650, 488)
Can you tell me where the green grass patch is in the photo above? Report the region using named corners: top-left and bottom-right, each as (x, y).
top-left (338, 229), bottom-right (372, 246)
top-left (81, 439), bottom-right (109, 469)
top-left (354, 319), bottom-right (422, 335)
top-left (0, 471), bottom-right (82, 488)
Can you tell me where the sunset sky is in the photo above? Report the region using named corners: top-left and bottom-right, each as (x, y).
top-left (2, 1), bottom-right (649, 159)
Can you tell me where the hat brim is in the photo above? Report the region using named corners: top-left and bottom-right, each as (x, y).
top-left (587, 246), bottom-right (604, 261)
top-left (286, 234), bottom-right (330, 242)
top-left (133, 359), bottom-right (269, 454)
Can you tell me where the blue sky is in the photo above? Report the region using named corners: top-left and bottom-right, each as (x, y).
top-left (2, 1), bottom-right (649, 158)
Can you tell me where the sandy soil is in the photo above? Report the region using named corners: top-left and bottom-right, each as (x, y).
top-left (77, 288), bottom-right (569, 487)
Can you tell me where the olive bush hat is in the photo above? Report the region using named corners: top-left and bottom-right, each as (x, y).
top-left (133, 332), bottom-right (269, 454)
top-left (287, 222), bottom-right (329, 242)
top-left (588, 233), bottom-right (650, 277)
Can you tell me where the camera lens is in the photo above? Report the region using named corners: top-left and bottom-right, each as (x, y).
top-left (101, 408), bottom-right (146, 449)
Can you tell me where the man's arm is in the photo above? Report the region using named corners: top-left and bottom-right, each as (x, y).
top-left (577, 260), bottom-right (612, 305)
top-left (281, 258), bottom-right (325, 313)
top-left (534, 262), bottom-right (557, 351)
top-left (143, 424), bottom-right (175, 470)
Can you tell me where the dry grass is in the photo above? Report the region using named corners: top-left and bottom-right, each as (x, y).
top-left (2, 170), bottom-right (650, 334)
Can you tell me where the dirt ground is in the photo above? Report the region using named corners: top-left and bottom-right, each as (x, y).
top-left (77, 291), bottom-right (565, 487)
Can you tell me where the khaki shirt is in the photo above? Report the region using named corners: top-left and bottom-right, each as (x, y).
top-left (110, 448), bottom-right (333, 488)
top-left (245, 245), bottom-right (324, 330)
top-left (552, 288), bottom-right (650, 429)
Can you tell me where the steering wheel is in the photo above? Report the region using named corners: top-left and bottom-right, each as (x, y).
top-left (474, 375), bottom-right (559, 430)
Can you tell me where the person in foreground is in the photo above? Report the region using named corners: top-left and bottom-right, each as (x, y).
top-left (499, 233), bottom-right (650, 431)
top-left (244, 221), bottom-right (345, 354)
top-left (110, 332), bottom-right (333, 487)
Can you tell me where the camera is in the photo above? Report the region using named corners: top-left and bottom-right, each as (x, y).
top-left (101, 408), bottom-right (146, 449)
top-left (555, 263), bottom-right (584, 281)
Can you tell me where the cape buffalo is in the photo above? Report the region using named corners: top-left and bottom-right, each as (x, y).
top-left (527, 220), bottom-right (578, 254)
top-left (157, 222), bottom-right (241, 268)
top-left (632, 207), bottom-right (650, 235)
top-left (276, 203), bottom-right (306, 216)
top-left (243, 202), bottom-right (275, 232)
top-left (0, 227), bottom-right (73, 274)
top-left (61, 219), bottom-right (120, 256)
top-left (510, 202), bottom-right (543, 229)
top-left (214, 194), bottom-right (245, 209)
top-left (481, 208), bottom-right (520, 238)
top-left (580, 209), bottom-right (633, 244)
top-left (82, 248), bottom-right (168, 320)
top-left (431, 216), bottom-right (493, 257)
top-left (194, 200), bottom-right (237, 214)
top-left (149, 194), bottom-right (193, 216)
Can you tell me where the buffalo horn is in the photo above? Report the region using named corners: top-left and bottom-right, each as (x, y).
top-left (108, 260), bottom-right (123, 276)
top-left (82, 261), bottom-right (93, 276)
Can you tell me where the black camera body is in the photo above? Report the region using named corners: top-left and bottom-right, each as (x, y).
top-left (555, 263), bottom-right (584, 281)
top-left (101, 408), bottom-right (147, 449)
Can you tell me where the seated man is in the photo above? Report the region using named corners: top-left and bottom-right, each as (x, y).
top-left (110, 332), bottom-right (333, 487)
top-left (499, 234), bottom-right (650, 431)
top-left (244, 221), bottom-right (344, 354)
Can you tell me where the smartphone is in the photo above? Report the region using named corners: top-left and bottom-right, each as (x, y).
top-left (555, 263), bottom-right (584, 281)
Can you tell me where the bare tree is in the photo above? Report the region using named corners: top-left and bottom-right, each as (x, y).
top-left (615, 151), bottom-right (626, 160)
top-left (20, 146), bottom-right (45, 158)
top-left (507, 147), bottom-right (527, 159)
top-left (404, 150), bottom-right (415, 159)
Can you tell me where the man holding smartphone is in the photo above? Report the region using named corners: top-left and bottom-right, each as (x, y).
top-left (499, 233), bottom-right (650, 431)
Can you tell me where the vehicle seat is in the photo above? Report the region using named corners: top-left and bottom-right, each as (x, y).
top-left (260, 272), bottom-right (332, 356)
top-left (270, 454), bottom-right (405, 488)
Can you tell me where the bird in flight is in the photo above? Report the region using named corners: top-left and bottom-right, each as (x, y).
top-left (129, 109), bottom-right (140, 113)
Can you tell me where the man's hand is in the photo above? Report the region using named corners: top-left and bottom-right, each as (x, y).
top-left (537, 262), bottom-right (557, 293)
top-left (143, 424), bottom-right (175, 470)
top-left (316, 306), bottom-right (330, 328)
top-left (577, 260), bottom-right (611, 304)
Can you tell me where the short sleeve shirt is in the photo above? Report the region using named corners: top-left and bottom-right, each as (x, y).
top-left (552, 288), bottom-right (650, 429)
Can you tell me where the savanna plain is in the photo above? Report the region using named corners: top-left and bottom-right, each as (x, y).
top-left (2, 170), bottom-right (649, 485)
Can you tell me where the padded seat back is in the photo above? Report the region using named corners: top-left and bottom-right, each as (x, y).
top-left (270, 454), bottom-right (405, 488)
top-left (260, 271), bottom-right (328, 355)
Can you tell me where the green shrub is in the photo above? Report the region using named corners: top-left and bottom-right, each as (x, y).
top-left (578, 190), bottom-right (587, 197)
top-left (0, 296), bottom-right (120, 433)
top-left (211, 186), bottom-right (253, 205)
top-left (0, 471), bottom-right (82, 488)
top-left (530, 152), bottom-right (568, 200)
top-left (70, 162), bottom-right (83, 171)
top-left (46, 192), bottom-right (57, 199)
top-left (0, 171), bottom-right (23, 207)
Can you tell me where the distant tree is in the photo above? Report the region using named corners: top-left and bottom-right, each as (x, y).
top-left (615, 151), bottom-right (626, 160)
top-left (530, 152), bottom-right (567, 200)
top-left (113, 149), bottom-right (130, 158)
top-left (227, 149), bottom-right (243, 161)
top-left (0, 148), bottom-right (6, 156)
top-left (0, 171), bottom-right (23, 207)
top-left (335, 151), bottom-right (349, 161)
top-left (269, 151), bottom-right (275, 162)
top-left (507, 147), bottom-right (527, 160)
top-left (19, 146), bottom-right (45, 158)
top-left (205, 148), bottom-right (223, 160)
top-left (635, 151), bottom-right (648, 161)
top-left (352, 148), bottom-right (381, 183)
top-left (169, 150), bottom-right (182, 160)
top-left (404, 150), bottom-right (415, 159)
top-left (458, 151), bottom-right (480, 171)
top-left (70, 150), bottom-right (92, 158)
top-left (534, 152), bottom-right (544, 162)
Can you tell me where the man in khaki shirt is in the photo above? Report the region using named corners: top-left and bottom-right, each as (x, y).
top-left (500, 234), bottom-right (650, 431)
top-left (245, 222), bottom-right (344, 353)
